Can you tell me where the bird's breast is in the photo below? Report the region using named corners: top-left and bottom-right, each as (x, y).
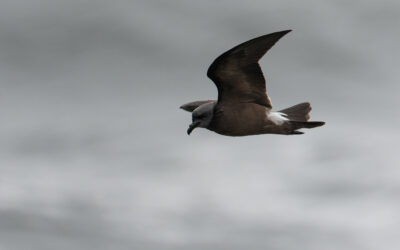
top-left (208, 103), bottom-right (271, 136)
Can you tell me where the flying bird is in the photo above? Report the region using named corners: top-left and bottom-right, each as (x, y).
top-left (180, 30), bottom-right (325, 136)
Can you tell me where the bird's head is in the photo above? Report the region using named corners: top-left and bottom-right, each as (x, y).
top-left (187, 102), bottom-right (215, 135)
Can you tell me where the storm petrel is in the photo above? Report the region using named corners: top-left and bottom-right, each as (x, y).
top-left (180, 30), bottom-right (325, 136)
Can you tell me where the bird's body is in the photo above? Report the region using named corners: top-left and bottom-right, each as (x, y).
top-left (181, 30), bottom-right (325, 136)
top-left (209, 103), bottom-right (279, 136)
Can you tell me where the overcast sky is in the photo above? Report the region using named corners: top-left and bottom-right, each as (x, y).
top-left (1, 1), bottom-right (400, 250)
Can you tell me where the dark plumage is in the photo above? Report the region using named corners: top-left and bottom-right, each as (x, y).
top-left (180, 30), bottom-right (325, 136)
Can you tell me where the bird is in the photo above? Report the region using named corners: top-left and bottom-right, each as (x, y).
top-left (180, 30), bottom-right (325, 136)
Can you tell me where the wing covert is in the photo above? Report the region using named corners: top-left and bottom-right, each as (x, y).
top-left (207, 30), bottom-right (291, 108)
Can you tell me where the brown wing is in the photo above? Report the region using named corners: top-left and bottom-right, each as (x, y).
top-left (207, 30), bottom-right (291, 108)
top-left (180, 100), bottom-right (216, 112)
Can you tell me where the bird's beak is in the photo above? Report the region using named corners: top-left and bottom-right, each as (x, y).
top-left (187, 121), bottom-right (200, 135)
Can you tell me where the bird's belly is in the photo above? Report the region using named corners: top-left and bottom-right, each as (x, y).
top-left (209, 104), bottom-right (272, 136)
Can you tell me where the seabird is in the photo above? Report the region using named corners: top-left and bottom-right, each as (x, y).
top-left (180, 30), bottom-right (325, 136)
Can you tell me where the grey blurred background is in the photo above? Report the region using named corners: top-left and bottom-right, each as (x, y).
top-left (1, 0), bottom-right (399, 249)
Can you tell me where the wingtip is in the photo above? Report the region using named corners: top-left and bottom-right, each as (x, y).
top-left (179, 104), bottom-right (192, 112)
top-left (280, 29), bottom-right (292, 34)
top-left (269, 30), bottom-right (292, 38)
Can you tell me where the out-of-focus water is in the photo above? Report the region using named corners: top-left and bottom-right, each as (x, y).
top-left (1, 0), bottom-right (400, 249)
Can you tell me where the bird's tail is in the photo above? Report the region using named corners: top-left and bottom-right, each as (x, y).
top-left (289, 121), bottom-right (325, 129)
top-left (279, 102), bottom-right (311, 121)
top-left (279, 102), bottom-right (325, 134)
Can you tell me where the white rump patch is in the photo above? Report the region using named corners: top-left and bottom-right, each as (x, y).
top-left (268, 111), bottom-right (289, 125)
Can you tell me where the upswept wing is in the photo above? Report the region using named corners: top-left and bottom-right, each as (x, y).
top-left (207, 30), bottom-right (291, 108)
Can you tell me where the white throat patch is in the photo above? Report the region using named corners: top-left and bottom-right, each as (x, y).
top-left (268, 111), bottom-right (289, 125)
